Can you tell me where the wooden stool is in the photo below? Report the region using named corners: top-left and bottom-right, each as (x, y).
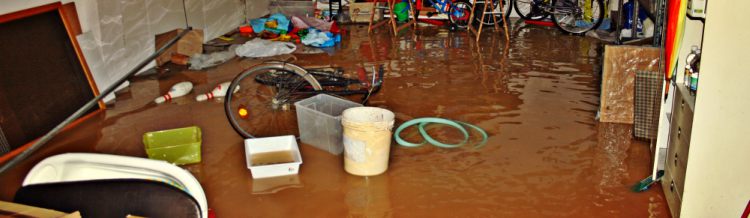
top-left (467, 0), bottom-right (510, 42)
top-left (368, 0), bottom-right (418, 36)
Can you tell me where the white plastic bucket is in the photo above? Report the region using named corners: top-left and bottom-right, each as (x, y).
top-left (341, 107), bottom-right (395, 176)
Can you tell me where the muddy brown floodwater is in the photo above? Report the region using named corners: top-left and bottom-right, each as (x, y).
top-left (0, 20), bottom-right (669, 217)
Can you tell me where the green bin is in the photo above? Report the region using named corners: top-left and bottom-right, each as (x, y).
top-left (143, 126), bottom-right (202, 165)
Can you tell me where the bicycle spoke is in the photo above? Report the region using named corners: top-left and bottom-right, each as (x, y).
top-left (552, 0), bottom-right (603, 34)
top-left (225, 63), bottom-right (323, 138)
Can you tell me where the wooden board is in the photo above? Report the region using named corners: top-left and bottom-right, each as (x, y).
top-left (0, 2), bottom-right (102, 154)
top-left (600, 45), bottom-right (661, 124)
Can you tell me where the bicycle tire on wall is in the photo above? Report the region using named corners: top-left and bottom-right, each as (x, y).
top-left (514, 0), bottom-right (549, 20)
top-left (551, 0), bottom-right (604, 35)
top-left (224, 62), bottom-right (322, 139)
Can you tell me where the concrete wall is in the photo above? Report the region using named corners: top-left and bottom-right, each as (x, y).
top-left (680, 0), bottom-right (750, 217)
top-left (1, 0), bottom-right (269, 102)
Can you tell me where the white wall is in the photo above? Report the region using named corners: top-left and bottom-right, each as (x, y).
top-left (680, 0), bottom-right (750, 217)
top-left (1, 0), bottom-right (269, 102)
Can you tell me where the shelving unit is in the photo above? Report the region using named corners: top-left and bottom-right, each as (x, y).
top-left (650, 9), bottom-right (704, 187)
top-left (654, 1), bottom-right (750, 217)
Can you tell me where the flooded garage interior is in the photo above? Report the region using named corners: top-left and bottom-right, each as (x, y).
top-left (0, 21), bottom-right (669, 217)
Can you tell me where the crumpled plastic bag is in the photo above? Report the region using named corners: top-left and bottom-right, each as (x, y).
top-left (299, 16), bottom-right (333, 31)
top-left (250, 13), bottom-right (290, 34)
top-left (290, 16), bottom-right (310, 29)
top-left (189, 45), bottom-right (239, 70)
top-left (301, 28), bottom-right (340, 48)
top-left (235, 38), bottom-right (297, 58)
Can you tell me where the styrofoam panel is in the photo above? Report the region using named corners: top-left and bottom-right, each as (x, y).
top-left (202, 0), bottom-right (243, 43)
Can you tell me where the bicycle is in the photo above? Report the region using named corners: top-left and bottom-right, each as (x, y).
top-left (412, 0), bottom-right (511, 29)
top-left (224, 61), bottom-right (384, 138)
top-left (513, 0), bottom-right (604, 34)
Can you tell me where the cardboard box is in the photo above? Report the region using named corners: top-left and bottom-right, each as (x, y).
top-left (154, 28), bottom-right (203, 66)
top-left (350, 2), bottom-right (382, 23)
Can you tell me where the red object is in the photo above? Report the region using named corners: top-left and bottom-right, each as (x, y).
top-left (419, 19), bottom-right (445, 26)
top-left (330, 21), bottom-right (340, 34)
top-left (239, 26), bottom-right (254, 34)
top-left (524, 19), bottom-right (555, 27)
top-left (208, 208), bottom-right (216, 218)
top-left (357, 68), bottom-right (369, 87)
top-left (742, 200), bottom-right (750, 218)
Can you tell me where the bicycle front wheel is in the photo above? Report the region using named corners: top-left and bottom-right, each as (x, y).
top-left (225, 62), bottom-right (322, 138)
top-left (514, 0), bottom-right (549, 20)
top-left (551, 0), bottom-right (604, 35)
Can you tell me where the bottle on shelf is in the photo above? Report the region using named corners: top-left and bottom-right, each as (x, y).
top-left (682, 45), bottom-right (703, 95)
top-left (688, 47), bottom-right (702, 94)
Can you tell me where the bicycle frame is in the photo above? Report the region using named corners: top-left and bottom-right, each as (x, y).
top-left (297, 65), bottom-right (384, 102)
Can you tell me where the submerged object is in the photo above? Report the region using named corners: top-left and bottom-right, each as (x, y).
top-left (155, 81), bottom-right (193, 104)
top-left (196, 82), bottom-right (239, 102)
top-left (632, 170), bottom-right (665, 192)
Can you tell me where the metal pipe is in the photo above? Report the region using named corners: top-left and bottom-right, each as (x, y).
top-left (0, 27), bottom-right (193, 174)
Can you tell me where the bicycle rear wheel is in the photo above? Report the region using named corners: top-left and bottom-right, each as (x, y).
top-left (551, 0), bottom-right (604, 34)
top-left (474, 0), bottom-right (512, 25)
top-left (225, 62), bottom-right (322, 138)
top-left (514, 0), bottom-right (549, 20)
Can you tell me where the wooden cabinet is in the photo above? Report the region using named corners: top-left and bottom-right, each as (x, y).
top-left (662, 85), bottom-right (695, 218)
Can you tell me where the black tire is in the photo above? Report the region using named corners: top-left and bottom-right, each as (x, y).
top-left (448, 0), bottom-right (473, 28)
top-left (225, 62), bottom-right (322, 138)
top-left (551, 0), bottom-right (604, 35)
top-left (474, 0), bottom-right (513, 25)
top-left (514, 0), bottom-right (549, 20)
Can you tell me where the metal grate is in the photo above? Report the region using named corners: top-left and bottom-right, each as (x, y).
top-left (0, 125), bottom-right (10, 155)
top-left (634, 70), bottom-right (662, 140)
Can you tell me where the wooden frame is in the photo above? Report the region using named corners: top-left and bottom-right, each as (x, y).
top-left (467, 0), bottom-right (510, 42)
top-left (368, 0), bottom-right (418, 36)
top-left (0, 2), bottom-right (105, 162)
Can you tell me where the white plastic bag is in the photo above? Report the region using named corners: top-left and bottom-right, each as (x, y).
top-left (189, 45), bottom-right (239, 70)
top-left (235, 38), bottom-right (297, 58)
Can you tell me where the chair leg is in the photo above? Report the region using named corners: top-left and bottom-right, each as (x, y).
top-left (467, 0), bottom-right (477, 31)
top-left (476, 1), bottom-right (489, 42)
top-left (498, 0), bottom-right (510, 41)
top-left (492, 0), bottom-right (501, 31)
top-left (389, 0), bottom-right (398, 36)
top-left (408, 0), bottom-right (418, 29)
top-left (368, 2), bottom-right (377, 34)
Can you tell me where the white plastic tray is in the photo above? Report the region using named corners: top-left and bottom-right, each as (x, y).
top-left (22, 153), bottom-right (208, 218)
top-left (244, 135), bottom-right (303, 179)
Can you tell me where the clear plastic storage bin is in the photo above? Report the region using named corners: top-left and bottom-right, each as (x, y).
top-left (294, 94), bottom-right (362, 154)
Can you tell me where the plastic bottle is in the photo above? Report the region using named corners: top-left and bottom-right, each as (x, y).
top-left (684, 46), bottom-right (699, 88)
top-left (196, 82), bottom-right (239, 102)
top-left (688, 47), bottom-right (701, 93)
top-left (154, 81), bottom-right (193, 104)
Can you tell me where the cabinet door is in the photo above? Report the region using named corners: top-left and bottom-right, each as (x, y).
top-left (662, 167), bottom-right (682, 217)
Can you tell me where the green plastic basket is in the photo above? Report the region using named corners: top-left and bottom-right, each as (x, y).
top-left (143, 126), bottom-right (202, 165)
